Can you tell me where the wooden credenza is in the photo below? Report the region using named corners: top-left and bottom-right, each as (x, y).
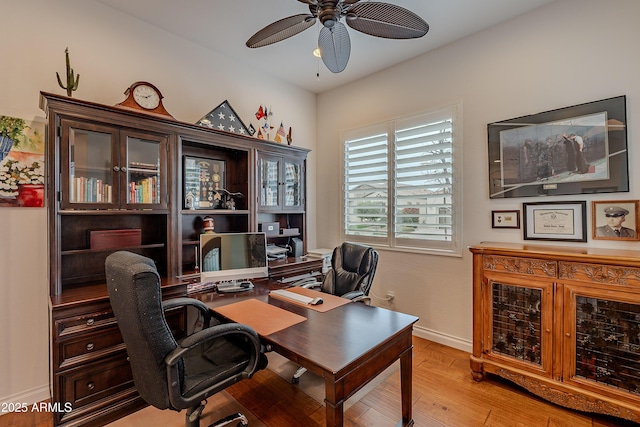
top-left (470, 242), bottom-right (640, 423)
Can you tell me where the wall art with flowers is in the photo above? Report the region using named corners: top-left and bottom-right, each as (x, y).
top-left (0, 115), bottom-right (45, 207)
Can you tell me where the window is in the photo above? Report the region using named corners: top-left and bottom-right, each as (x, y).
top-left (342, 105), bottom-right (461, 255)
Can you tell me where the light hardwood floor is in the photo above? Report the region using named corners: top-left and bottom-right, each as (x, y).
top-left (1, 337), bottom-right (633, 426)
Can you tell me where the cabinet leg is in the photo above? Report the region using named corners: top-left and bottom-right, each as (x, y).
top-left (470, 357), bottom-right (484, 382)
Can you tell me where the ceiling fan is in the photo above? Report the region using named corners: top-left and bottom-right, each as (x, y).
top-left (246, 0), bottom-right (429, 73)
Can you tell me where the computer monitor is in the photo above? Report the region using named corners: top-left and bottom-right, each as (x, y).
top-left (200, 232), bottom-right (268, 283)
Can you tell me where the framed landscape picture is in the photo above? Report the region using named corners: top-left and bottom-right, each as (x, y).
top-left (488, 96), bottom-right (628, 199)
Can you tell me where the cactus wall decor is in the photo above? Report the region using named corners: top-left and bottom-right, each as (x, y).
top-left (56, 47), bottom-right (80, 97)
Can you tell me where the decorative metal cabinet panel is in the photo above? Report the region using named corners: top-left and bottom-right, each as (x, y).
top-left (470, 243), bottom-right (640, 424)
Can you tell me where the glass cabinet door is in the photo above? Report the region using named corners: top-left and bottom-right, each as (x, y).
top-left (260, 157), bottom-right (280, 208)
top-left (61, 120), bottom-right (167, 210)
top-left (62, 121), bottom-right (118, 209)
top-left (125, 134), bottom-right (164, 206)
top-left (283, 160), bottom-right (302, 208)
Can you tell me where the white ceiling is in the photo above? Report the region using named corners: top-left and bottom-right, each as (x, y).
top-left (95, 0), bottom-right (556, 94)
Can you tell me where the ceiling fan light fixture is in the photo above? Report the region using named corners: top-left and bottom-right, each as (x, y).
top-left (246, 0), bottom-right (429, 73)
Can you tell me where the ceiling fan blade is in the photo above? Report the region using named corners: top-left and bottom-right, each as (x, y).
top-left (318, 22), bottom-right (351, 73)
top-left (346, 2), bottom-right (429, 39)
top-left (246, 14), bottom-right (316, 48)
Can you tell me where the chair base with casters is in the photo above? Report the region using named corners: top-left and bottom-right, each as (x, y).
top-left (202, 412), bottom-right (247, 427)
top-left (292, 366), bottom-right (306, 384)
top-left (105, 251), bottom-right (267, 427)
top-left (290, 242), bottom-right (378, 383)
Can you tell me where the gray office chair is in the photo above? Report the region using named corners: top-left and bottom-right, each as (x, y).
top-left (292, 242), bottom-right (378, 382)
top-left (105, 251), bottom-right (267, 427)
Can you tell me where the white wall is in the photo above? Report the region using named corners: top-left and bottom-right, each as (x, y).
top-left (316, 0), bottom-right (640, 350)
top-left (0, 0), bottom-right (317, 405)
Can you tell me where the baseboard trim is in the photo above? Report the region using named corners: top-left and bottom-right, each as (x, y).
top-left (413, 325), bottom-right (472, 353)
top-left (0, 384), bottom-right (50, 408)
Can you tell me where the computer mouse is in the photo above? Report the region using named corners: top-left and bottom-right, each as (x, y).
top-left (310, 297), bottom-right (323, 305)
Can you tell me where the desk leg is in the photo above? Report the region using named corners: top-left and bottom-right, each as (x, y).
top-left (324, 378), bottom-right (344, 427)
top-left (400, 346), bottom-right (414, 426)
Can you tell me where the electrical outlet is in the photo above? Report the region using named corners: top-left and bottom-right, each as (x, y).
top-left (386, 291), bottom-right (395, 301)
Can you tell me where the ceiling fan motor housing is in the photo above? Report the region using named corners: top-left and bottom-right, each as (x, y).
top-left (317, 1), bottom-right (342, 28)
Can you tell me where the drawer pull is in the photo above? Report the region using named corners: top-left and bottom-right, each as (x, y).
top-left (87, 382), bottom-right (95, 391)
top-left (86, 343), bottom-right (95, 351)
top-left (86, 319), bottom-right (95, 326)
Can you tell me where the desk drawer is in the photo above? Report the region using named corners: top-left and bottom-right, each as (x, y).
top-left (57, 325), bottom-right (125, 370)
top-left (55, 307), bottom-right (186, 370)
top-left (55, 353), bottom-right (135, 425)
top-left (55, 308), bottom-right (117, 339)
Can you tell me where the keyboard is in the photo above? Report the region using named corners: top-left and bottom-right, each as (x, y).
top-left (270, 289), bottom-right (314, 304)
top-left (186, 281), bottom-right (217, 294)
top-left (216, 281), bottom-right (254, 293)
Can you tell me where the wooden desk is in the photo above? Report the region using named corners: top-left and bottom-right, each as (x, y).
top-left (194, 282), bottom-right (418, 427)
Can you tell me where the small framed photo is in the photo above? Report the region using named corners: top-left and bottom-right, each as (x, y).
top-left (492, 210), bottom-right (520, 229)
top-left (523, 201), bottom-right (587, 242)
top-left (592, 200), bottom-right (640, 241)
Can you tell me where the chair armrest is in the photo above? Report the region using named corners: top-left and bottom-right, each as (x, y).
top-left (165, 322), bottom-right (263, 408)
top-left (340, 291), bottom-right (371, 305)
top-left (168, 322), bottom-right (260, 356)
top-left (162, 297), bottom-right (212, 328)
top-left (340, 290), bottom-right (363, 300)
top-left (301, 281), bottom-right (321, 289)
top-left (289, 277), bottom-right (320, 288)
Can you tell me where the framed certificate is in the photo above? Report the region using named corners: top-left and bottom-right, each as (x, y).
top-left (523, 201), bottom-right (586, 242)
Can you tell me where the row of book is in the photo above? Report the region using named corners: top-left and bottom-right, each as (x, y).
top-left (129, 176), bottom-right (159, 204)
top-left (69, 176), bottom-right (159, 204)
top-left (70, 176), bottom-right (113, 203)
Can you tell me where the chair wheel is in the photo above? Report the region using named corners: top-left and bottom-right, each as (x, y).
top-left (237, 421), bottom-right (248, 427)
top-left (292, 376), bottom-right (299, 384)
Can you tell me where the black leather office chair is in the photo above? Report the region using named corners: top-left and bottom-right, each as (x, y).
top-left (105, 251), bottom-right (266, 427)
top-left (317, 242), bottom-right (378, 304)
top-left (292, 242), bottom-right (378, 382)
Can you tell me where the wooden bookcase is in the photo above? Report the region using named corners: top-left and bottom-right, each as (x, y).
top-left (470, 242), bottom-right (640, 423)
top-left (41, 92), bottom-right (310, 426)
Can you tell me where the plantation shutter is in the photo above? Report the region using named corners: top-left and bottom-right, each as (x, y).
top-left (344, 126), bottom-right (389, 238)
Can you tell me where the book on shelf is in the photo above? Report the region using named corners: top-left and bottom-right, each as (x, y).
top-left (129, 176), bottom-right (159, 203)
top-left (129, 161), bottom-right (159, 171)
top-left (71, 176), bottom-right (113, 203)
